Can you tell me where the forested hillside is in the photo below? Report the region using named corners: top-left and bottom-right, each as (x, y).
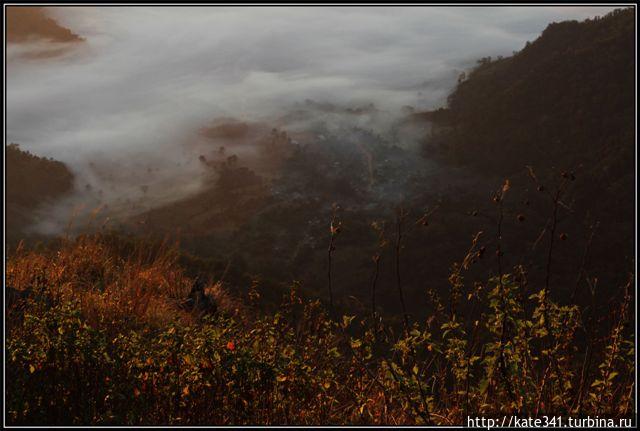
top-left (6, 143), bottom-right (75, 243)
top-left (422, 7), bottom-right (634, 293)
top-left (427, 8), bottom-right (633, 181)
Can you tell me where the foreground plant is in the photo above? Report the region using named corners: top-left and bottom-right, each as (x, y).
top-left (6, 228), bottom-right (634, 425)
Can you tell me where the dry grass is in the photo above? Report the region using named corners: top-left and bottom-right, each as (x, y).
top-left (5, 232), bottom-right (635, 425)
top-left (6, 234), bottom-right (243, 330)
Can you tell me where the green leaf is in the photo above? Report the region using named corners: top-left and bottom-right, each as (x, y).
top-left (478, 378), bottom-right (489, 394)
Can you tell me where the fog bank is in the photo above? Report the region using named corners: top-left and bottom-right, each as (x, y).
top-left (6, 6), bottom-right (616, 233)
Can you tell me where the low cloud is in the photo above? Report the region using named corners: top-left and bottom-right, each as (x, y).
top-left (6, 6), bottom-right (616, 233)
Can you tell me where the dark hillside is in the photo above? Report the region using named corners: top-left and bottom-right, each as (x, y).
top-left (430, 8), bottom-right (633, 181)
top-left (6, 143), bottom-right (75, 243)
top-left (422, 8), bottom-right (635, 293)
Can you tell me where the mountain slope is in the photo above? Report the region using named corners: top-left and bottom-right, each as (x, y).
top-left (6, 144), bottom-right (75, 243)
top-left (426, 7), bottom-right (634, 181)
top-left (414, 8), bottom-right (635, 303)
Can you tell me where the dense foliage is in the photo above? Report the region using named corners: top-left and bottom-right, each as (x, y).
top-left (6, 229), bottom-right (634, 425)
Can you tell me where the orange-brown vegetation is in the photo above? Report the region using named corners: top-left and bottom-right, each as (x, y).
top-left (6, 6), bottom-right (83, 43)
top-left (6, 224), bottom-right (634, 425)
